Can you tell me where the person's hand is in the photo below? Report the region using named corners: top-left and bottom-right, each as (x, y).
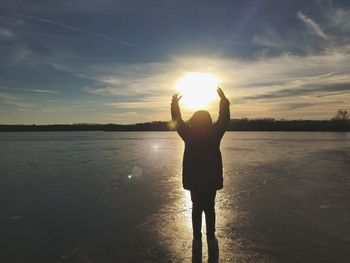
top-left (171, 94), bottom-right (182, 104)
top-left (217, 87), bottom-right (227, 99)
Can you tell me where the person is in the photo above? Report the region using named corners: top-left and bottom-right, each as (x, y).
top-left (171, 87), bottom-right (230, 262)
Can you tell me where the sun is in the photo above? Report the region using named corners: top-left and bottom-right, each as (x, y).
top-left (176, 72), bottom-right (219, 109)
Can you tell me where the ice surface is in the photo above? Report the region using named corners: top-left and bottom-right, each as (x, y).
top-left (0, 131), bottom-right (349, 262)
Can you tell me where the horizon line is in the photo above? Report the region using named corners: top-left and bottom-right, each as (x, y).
top-left (0, 117), bottom-right (348, 126)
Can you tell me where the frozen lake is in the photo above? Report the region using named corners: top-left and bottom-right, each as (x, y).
top-left (0, 131), bottom-right (349, 262)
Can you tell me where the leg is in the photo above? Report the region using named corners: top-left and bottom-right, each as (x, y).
top-left (190, 191), bottom-right (203, 240)
top-left (191, 191), bottom-right (203, 262)
top-left (203, 191), bottom-right (219, 262)
top-left (203, 191), bottom-right (217, 240)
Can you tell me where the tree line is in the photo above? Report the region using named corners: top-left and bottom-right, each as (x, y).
top-left (1, 110), bottom-right (348, 132)
top-left (0, 119), bottom-right (348, 132)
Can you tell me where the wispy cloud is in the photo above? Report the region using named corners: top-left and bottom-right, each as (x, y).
top-left (76, 47), bottom-right (350, 120)
top-left (9, 11), bottom-right (135, 47)
top-left (0, 27), bottom-right (14, 41)
top-left (0, 91), bottom-right (34, 108)
top-left (0, 86), bottom-right (59, 94)
top-left (242, 81), bottom-right (350, 101)
top-left (325, 5), bottom-right (350, 33)
top-left (2, 2), bottom-right (350, 123)
top-left (297, 11), bottom-right (327, 39)
top-left (106, 97), bottom-right (170, 110)
top-left (47, 2), bottom-right (350, 119)
top-left (278, 100), bottom-right (343, 111)
top-left (0, 91), bottom-right (19, 101)
top-left (253, 27), bottom-right (287, 48)
top-left (253, 8), bottom-right (346, 56)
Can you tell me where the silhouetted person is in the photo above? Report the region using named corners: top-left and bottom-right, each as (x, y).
top-left (171, 88), bottom-right (230, 262)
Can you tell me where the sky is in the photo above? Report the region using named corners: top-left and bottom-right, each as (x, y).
top-left (0, 0), bottom-right (349, 124)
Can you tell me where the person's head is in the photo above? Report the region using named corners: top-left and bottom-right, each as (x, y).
top-left (188, 110), bottom-right (212, 131)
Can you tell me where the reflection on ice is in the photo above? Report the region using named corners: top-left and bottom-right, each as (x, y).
top-left (182, 190), bottom-right (193, 229)
top-left (127, 166), bottom-right (143, 180)
top-left (152, 144), bottom-right (160, 151)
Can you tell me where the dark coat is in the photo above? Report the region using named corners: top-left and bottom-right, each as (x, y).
top-left (171, 98), bottom-right (230, 192)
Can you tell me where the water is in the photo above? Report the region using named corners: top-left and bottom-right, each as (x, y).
top-left (0, 132), bottom-right (349, 262)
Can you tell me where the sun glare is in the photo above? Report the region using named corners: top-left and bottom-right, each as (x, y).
top-left (176, 72), bottom-right (219, 109)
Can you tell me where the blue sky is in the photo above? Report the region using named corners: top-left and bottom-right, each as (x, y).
top-left (0, 0), bottom-right (349, 124)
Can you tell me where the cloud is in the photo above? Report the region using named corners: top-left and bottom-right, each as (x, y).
top-left (0, 91), bottom-right (34, 108)
top-left (0, 15), bottom-right (37, 65)
top-left (242, 81), bottom-right (350, 101)
top-left (106, 97), bottom-right (170, 111)
top-left (31, 89), bottom-right (59, 94)
top-left (0, 27), bottom-right (14, 41)
top-left (6, 2), bottom-right (348, 122)
top-left (74, 47), bottom-right (350, 120)
top-left (0, 91), bottom-right (19, 101)
top-left (0, 86), bottom-right (59, 94)
top-left (325, 5), bottom-right (350, 33)
top-left (253, 5), bottom-right (350, 57)
top-left (253, 27), bottom-right (288, 48)
top-left (279, 100), bottom-right (343, 111)
top-left (0, 86), bottom-right (61, 113)
top-left (9, 11), bottom-right (135, 47)
top-left (297, 11), bottom-right (327, 39)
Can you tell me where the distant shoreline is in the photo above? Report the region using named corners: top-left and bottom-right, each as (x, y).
top-left (1, 119), bottom-right (349, 132)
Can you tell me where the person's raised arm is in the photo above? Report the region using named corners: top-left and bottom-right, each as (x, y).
top-left (171, 94), bottom-right (188, 141)
top-left (214, 87), bottom-right (230, 138)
